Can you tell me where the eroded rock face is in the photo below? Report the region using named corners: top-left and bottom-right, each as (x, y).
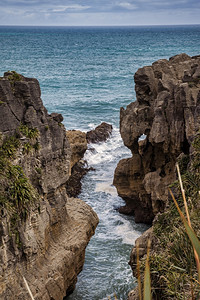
top-left (66, 130), bottom-right (87, 169)
top-left (114, 54), bottom-right (200, 223)
top-left (0, 72), bottom-right (99, 299)
top-left (86, 122), bottom-right (113, 143)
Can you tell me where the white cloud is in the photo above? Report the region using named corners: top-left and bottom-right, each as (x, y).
top-left (52, 5), bottom-right (91, 12)
top-left (118, 2), bottom-right (137, 9)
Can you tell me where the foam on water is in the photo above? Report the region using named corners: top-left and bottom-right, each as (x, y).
top-left (68, 126), bottom-right (149, 300)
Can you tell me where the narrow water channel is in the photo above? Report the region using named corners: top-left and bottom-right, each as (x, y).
top-left (68, 126), bottom-right (149, 300)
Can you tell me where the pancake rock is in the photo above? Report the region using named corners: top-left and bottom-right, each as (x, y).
top-left (66, 130), bottom-right (87, 169)
top-left (0, 71), bottom-right (98, 299)
top-left (66, 130), bottom-right (89, 197)
top-left (114, 54), bottom-right (200, 223)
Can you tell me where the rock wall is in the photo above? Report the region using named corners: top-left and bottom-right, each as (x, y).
top-left (114, 54), bottom-right (200, 223)
top-left (0, 72), bottom-right (98, 299)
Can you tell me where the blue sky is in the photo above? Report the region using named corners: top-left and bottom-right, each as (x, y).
top-left (0, 0), bottom-right (200, 26)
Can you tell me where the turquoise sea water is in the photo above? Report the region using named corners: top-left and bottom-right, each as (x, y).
top-left (0, 25), bottom-right (200, 299)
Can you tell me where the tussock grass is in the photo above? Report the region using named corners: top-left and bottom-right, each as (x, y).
top-left (0, 130), bottom-right (39, 245)
top-left (136, 133), bottom-right (200, 299)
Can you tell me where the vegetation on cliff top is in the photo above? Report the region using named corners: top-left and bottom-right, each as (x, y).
top-left (140, 133), bottom-right (200, 299)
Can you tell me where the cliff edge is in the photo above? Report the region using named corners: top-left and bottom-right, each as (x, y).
top-left (0, 71), bottom-right (98, 299)
top-left (114, 53), bottom-right (200, 224)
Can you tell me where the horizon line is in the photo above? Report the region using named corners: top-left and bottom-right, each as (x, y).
top-left (0, 23), bottom-right (200, 27)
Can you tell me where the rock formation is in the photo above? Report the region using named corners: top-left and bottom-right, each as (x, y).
top-left (114, 53), bottom-right (200, 223)
top-left (66, 130), bottom-right (87, 169)
top-left (65, 123), bottom-right (113, 197)
top-left (65, 130), bottom-right (89, 197)
top-left (0, 71), bottom-right (98, 299)
top-left (86, 122), bottom-right (112, 143)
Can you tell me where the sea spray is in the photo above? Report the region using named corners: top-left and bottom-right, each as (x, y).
top-left (68, 127), bottom-right (149, 300)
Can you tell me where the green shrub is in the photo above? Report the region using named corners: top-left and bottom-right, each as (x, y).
top-left (0, 136), bottom-right (20, 158)
top-left (19, 124), bottom-right (39, 139)
top-left (23, 142), bottom-right (32, 154)
top-left (0, 131), bottom-right (39, 246)
top-left (7, 71), bottom-right (22, 83)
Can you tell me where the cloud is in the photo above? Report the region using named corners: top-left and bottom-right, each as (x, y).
top-left (117, 2), bottom-right (137, 10)
top-left (52, 5), bottom-right (91, 12)
top-left (0, 0), bottom-right (199, 25)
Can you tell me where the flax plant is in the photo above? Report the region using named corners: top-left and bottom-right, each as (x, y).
top-left (136, 240), bottom-right (152, 300)
top-left (169, 163), bottom-right (200, 283)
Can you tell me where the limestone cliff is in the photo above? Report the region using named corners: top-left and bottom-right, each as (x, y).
top-left (0, 71), bottom-right (98, 299)
top-left (114, 53), bottom-right (200, 223)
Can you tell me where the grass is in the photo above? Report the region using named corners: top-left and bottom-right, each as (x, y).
top-left (135, 132), bottom-right (200, 299)
top-left (18, 124), bottom-right (40, 154)
top-left (0, 129), bottom-right (39, 245)
top-left (19, 124), bottom-right (39, 139)
top-left (1, 136), bottom-right (20, 158)
top-left (7, 71), bottom-right (22, 83)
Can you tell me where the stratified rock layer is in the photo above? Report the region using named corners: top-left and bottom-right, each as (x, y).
top-left (114, 54), bottom-right (200, 223)
top-left (0, 72), bottom-right (98, 299)
top-left (66, 130), bottom-right (87, 169)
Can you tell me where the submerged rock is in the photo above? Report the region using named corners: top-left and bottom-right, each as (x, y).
top-left (114, 53), bottom-right (200, 223)
top-left (66, 160), bottom-right (95, 198)
top-left (0, 71), bottom-right (99, 299)
top-left (86, 122), bottom-right (113, 143)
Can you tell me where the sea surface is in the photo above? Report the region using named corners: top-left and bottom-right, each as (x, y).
top-left (0, 25), bottom-right (200, 299)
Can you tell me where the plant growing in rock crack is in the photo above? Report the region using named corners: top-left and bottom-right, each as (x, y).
top-left (23, 142), bottom-right (32, 154)
top-left (7, 71), bottom-right (22, 83)
top-left (18, 124), bottom-right (40, 154)
top-left (1, 135), bottom-right (20, 158)
top-left (0, 131), bottom-right (39, 246)
top-left (18, 124), bottom-right (39, 140)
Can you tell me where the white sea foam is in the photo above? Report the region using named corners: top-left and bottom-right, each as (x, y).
top-left (85, 126), bottom-right (131, 167)
top-left (115, 218), bottom-right (143, 245)
top-left (95, 182), bottom-right (117, 196)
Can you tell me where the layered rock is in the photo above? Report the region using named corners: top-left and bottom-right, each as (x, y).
top-left (0, 71), bottom-right (98, 299)
top-left (66, 130), bottom-right (89, 197)
top-left (66, 130), bottom-right (87, 169)
top-left (114, 54), bottom-right (200, 223)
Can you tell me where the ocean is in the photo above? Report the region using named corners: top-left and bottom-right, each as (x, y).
top-left (0, 25), bottom-right (200, 299)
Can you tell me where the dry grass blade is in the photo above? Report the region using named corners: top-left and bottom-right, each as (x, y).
top-left (176, 163), bottom-right (191, 225)
top-left (23, 276), bottom-right (35, 300)
top-left (143, 239), bottom-right (152, 300)
top-left (190, 278), bottom-right (195, 300)
top-left (136, 240), bottom-right (142, 300)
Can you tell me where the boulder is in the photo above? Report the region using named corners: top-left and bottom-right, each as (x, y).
top-left (86, 122), bottom-right (112, 143)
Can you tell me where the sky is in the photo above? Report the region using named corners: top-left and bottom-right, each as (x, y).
top-left (0, 0), bottom-right (200, 26)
